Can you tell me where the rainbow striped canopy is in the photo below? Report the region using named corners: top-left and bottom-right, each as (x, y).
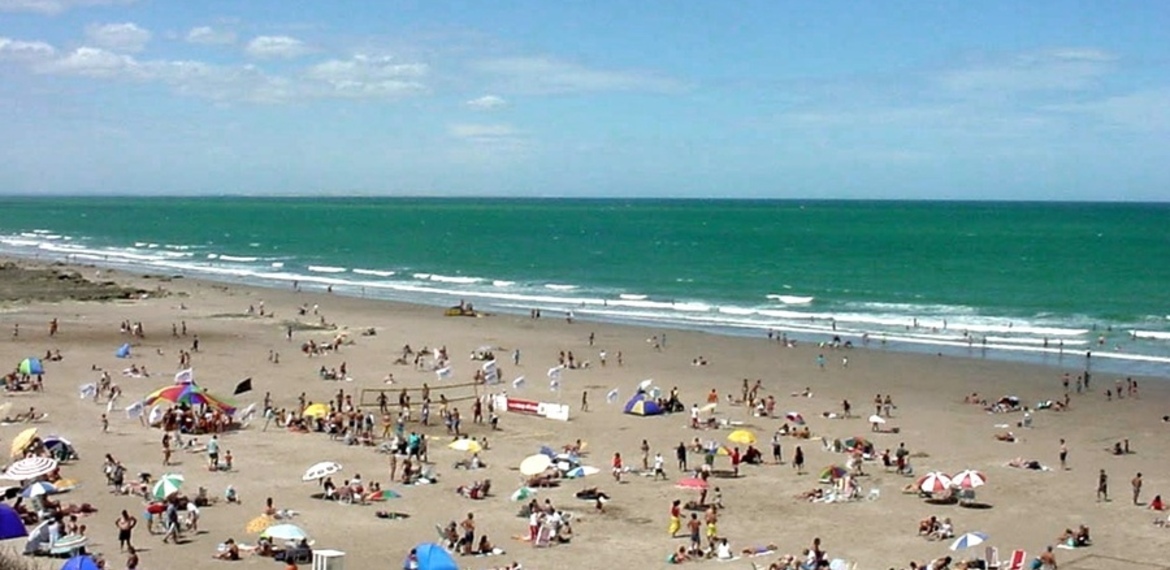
top-left (144, 383), bottom-right (237, 413)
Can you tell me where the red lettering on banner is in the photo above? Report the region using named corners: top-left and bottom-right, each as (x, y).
top-left (505, 398), bottom-right (540, 415)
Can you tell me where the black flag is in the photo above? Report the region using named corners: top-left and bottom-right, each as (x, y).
top-left (233, 377), bottom-right (253, 395)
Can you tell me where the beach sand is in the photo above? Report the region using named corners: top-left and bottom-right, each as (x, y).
top-left (1, 258), bottom-right (1167, 570)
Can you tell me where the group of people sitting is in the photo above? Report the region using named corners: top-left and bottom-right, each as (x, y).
top-left (456, 479), bottom-right (492, 500)
top-left (918, 516), bottom-right (955, 541)
top-left (319, 476), bottom-right (388, 504)
top-left (1055, 525), bottom-right (1091, 548)
top-left (156, 405), bottom-right (237, 435)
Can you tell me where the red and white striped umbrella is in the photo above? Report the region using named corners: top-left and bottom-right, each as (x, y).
top-left (917, 471), bottom-right (953, 494)
top-left (951, 469), bottom-right (987, 489)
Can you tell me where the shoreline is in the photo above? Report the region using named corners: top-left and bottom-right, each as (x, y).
top-left (4, 250), bottom-right (1166, 381)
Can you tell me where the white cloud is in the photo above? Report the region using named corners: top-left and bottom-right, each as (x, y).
top-left (938, 48), bottom-right (1115, 93)
top-left (0, 0), bottom-right (134, 15)
top-left (245, 35), bottom-right (311, 59)
top-left (465, 95), bottom-right (506, 110)
top-left (474, 56), bottom-right (682, 94)
top-left (186, 26), bottom-right (236, 46)
top-left (450, 123), bottom-right (518, 141)
top-left (43, 46), bottom-right (141, 78)
top-left (304, 54), bottom-right (427, 98)
top-left (0, 36), bottom-right (57, 63)
top-left (85, 22), bottom-right (151, 53)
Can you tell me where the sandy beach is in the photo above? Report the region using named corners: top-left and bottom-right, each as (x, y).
top-left (1, 257), bottom-right (1168, 570)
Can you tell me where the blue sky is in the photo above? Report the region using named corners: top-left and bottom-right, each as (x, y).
top-left (1, 1), bottom-right (1167, 199)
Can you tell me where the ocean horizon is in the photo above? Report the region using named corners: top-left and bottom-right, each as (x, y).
top-left (2, 196), bottom-right (1168, 378)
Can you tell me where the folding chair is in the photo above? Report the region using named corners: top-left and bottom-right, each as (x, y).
top-left (1006, 549), bottom-right (1027, 570)
top-left (985, 546), bottom-right (1000, 570)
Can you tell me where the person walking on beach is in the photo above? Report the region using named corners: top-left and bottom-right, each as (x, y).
top-left (653, 452), bottom-right (667, 480)
top-left (793, 446), bottom-right (804, 474)
top-left (676, 442), bottom-right (688, 471)
top-left (772, 430), bottom-right (783, 464)
top-left (612, 452), bottom-right (623, 482)
top-left (1097, 469), bottom-right (1108, 502)
top-left (1059, 439), bottom-right (1068, 470)
top-left (1132, 472), bottom-right (1143, 505)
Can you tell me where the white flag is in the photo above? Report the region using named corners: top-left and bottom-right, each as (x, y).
top-left (547, 365), bottom-right (564, 379)
top-left (124, 400), bottom-right (145, 419)
top-left (174, 368), bottom-right (194, 385)
top-left (481, 360), bottom-right (497, 372)
top-left (106, 399), bottom-right (115, 414)
top-left (606, 388), bottom-right (619, 404)
top-left (484, 370), bottom-right (499, 385)
top-left (436, 366), bottom-right (452, 380)
top-left (512, 376), bottom-right (525, 389)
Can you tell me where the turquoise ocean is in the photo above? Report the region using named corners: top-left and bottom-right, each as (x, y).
top-left (1, 197), bottom-right (1168, 378)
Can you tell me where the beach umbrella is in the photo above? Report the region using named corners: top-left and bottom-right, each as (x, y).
top-left (565, 466), bottom-right (600, 479)
top-left (868, 415), bottom-right (886, 425)
top-left (17, 358), bottom-right (44, 376)
top-left (53, 534), bottom-right (88, 553)
top-left (676, 477), bottom-right (708, 490)
top-left (917, 471), bottom-right (953, 494)
top-left (261, 523), bottom-right (310, 542)
top-left (3, 456), bottom-right (58, 480)
top-left (10, 427), bottom-right (38, 457)
top-left (302, 461), bottom-right (342, 482)
top-left (144, 383), bottom-right (236, 414)
top-left (413, 542), bottom-right (458, 570)
top-left (509, 487), bottom-right (537, 502)
top-left (151, 473), bottom-right (184, 500)
top-left (785, 412), bottom-right (805, 425)
top-left (0, 504), bottom-right (28, 540)
top-left (60, 555), bottom-right (101, 570)
top-left (728, 429), bottom-right (757, 445)
top-left (245, 515), bottom-right (274, 534)
top-left (519, 454), bottom-right (552, 476)
top-left (819, 465), bottom-right (849, 481)
top-left (949, 531), bottom-right (989, 551)
top-left (21, 481), bottom-right (57, 498)
top-left (447, 439), bottom-right (482, 453)
top-left (302, 403), bottom-right (329, 419)
top-left (951, 469), bottom-right (988, 489)
top-left (375, 489), bottom-right (401, 500)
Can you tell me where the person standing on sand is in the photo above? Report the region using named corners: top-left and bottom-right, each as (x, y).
top-left (115, 510), bottom-right (137, 551)
top-left (676, 442), bottom-right (688, 471)
top-left (668, 499), bottom-right (682, 537)
top-left (1097, 469), bottom-right (1108, 502)
top-left (772, 430), bottom-right (783, 464)
top-left (641, 440), bottom-right (651, 471)
top-left (1059, 439), bottom-right (1068, 470)
top-left (612, 452), bottom-right (623, 482)
top-left (1133, 472), bottom-right (1143, 505)
top-left (793, 446), bottom-right (804, 474)
top-left (581, 391), bottom-right (589, 412)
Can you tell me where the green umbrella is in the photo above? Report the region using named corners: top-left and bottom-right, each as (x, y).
top-left (152, 473), bottom-right (184, 500)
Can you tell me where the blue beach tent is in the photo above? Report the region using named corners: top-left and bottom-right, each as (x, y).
top-left (0, 503), bottom-right (28, 540)
top-left (406, 543), bottom-right (457, 570)
top-left (115, 343), bottom-right (131, 358)
top-left (60, 556), bottom-right (101, 570)
top-left (624, 392), bottom-right (664, 416)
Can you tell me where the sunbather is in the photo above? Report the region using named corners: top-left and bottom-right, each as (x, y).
top-left (994, 431), bottom-right (1016, 442)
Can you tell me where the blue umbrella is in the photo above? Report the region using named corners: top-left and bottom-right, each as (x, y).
top-left (412, 543), bottom-right (457, 570)
top-left (17, 358), bottom-right (43, 376)
top-left (115, 344), bottom-right (131, 358)
top-left (61, 555), bottom-right (101, 570)
top-left (949, 531), bottom-right (989, 551)
top-left (0, 504), bottom-right (28, 540)
top-left (21, 481), bottom-right (57, 498)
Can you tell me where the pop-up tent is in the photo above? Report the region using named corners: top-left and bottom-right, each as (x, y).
top-left (115, 344), bottom-right (131, 358)
top-left (406, 543), bottom-right (457, 570)
top-left (624, 392), bottom-right (664, 416)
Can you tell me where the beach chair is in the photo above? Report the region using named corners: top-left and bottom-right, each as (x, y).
top-left (533, 524), bottom-right (554, 548)
top-left (985, 546), bottom-right (1000, 569)
top-left (1006, 549), bottom-right (1026, 570)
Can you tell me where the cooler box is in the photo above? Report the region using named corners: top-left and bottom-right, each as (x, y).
top-left (312, 549), bottom-right (345, 570)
